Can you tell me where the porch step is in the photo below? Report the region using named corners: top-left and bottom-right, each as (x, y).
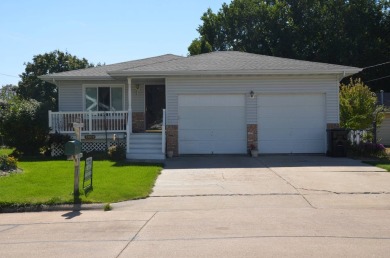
top-left (127, 133), bottom-right (165, 160)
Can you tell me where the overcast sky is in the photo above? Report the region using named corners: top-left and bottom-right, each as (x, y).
top-left (0, 0), bottom-right (228, 86)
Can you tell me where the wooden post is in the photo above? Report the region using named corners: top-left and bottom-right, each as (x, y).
top-left (72, 122), bottom-right (83, 198)
top-left (48, 110), bottom-right (52, 132)
top-left (127, 78), bottom-right (132, 153)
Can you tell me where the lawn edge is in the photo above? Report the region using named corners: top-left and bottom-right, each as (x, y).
top-left (0, 203), bottom-right (105, 213)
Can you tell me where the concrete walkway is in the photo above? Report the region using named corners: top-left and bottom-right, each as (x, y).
top-left (1, 155), bottom-right (390, 257)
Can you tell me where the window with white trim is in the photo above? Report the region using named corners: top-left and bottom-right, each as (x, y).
top-left (85, 86), bottom-right (123, 111)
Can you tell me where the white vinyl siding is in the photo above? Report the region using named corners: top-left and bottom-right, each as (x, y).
top-left (131, 84), bottom-right (145, 112)
top-left (58, 82), bottom-right (82, 111)
top-left (57, 80), bottom-right (145, 112)
top-left (257, 94), bottom-right (326, 153)
top-left (378, 114), bottom-right (390, 146)
top-left (178, 95), bottom-right (246, 154)
top-left (166, 75), bottom-right (339, 126)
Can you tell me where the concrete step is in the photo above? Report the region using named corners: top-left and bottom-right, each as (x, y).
top-left (128, 148), bottom-right (163, 154)
top-left (126, 153), bottom-right (165, 160)
top-left (129, 143), bottom-right (162, 150)
top-left (127, 133), bottom-right (165, 160)
top-left (130, 133), bottom-right (161, 139)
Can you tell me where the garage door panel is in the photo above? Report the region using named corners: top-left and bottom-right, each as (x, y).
top-left (179, 95), bottom-right (245, 107)
top-left (260, 128), bottom-right (293, 140)
top-left (292, 129), bottom-right (324, 140)
top-left (259, 95), bottom-right (322, 107)
top-left (179, 130), bottom-right (215, 141)
top-left (180, 141), bottom-right (213, 154)
top-left (259, 140), bottom-right (291, 153)
top-left (291, 139), bottom-right (325, 153)
top-left (258, 94), bottom-right (326, 154)
top-left (260, 118), bottom-right (294, 129)
top-left (213, 140), bottom-right (246, 154)
top-left (179, 95), bottom-right (246, 154)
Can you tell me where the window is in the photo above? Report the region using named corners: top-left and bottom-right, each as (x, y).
top-left (85, 86), bottom-right (123, 111)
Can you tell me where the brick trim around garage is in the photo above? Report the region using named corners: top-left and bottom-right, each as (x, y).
top-left (247, 124), bottom-right (257, 151)
top-left (166, 125), bottom-right (178, 156)
top-left (327, 123), bottom-right (340, 129)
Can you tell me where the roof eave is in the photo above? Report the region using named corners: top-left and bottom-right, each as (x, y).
top-left (108, 68), bottom-right (362, 77)
top-left (38, 75), bottom-right (115, 82)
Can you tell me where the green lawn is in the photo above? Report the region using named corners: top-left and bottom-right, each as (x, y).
top-left (0, 157), bottom-right (162, 207)
top-left (368, 162), bottom-right (390, 172)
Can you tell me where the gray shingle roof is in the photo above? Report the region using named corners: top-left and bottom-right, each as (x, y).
top-left (41, 51), bottom-right (361, 81)
top-left (115, 51), bottom-right (359, 74)
top-left (40, 54), bottom-right (183, 80)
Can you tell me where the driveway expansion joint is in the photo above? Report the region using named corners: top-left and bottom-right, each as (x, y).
top-left (298, 188), bottom-right (390, 195)
top-left (150, 193), bottom-right (301, 197)
top-left (116, 211), bottom-right (158, 258)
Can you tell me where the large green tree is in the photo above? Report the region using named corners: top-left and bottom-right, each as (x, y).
top-left (17, 50), bottom-right (94, 110)
top-left (189, 0), bottom-right (390, 90)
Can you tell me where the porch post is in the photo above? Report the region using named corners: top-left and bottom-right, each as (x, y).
top-left (127, 78), bottom-right (132, 153)
top-left (48, 110), bottom-right (52, 132)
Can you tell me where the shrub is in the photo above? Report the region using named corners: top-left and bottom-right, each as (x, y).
top-left (348, 142), bottom-right (387, 159)
top-left (0, 155), bottom-right (18, 171)
top-left (339, 79), bottom-right (384, 130)
top-left (0, 97), bottom-right (49, 155)
top-left (83, 151), bottom-right (108, 161)
top-left (107, 145), bottom-right (126, 161)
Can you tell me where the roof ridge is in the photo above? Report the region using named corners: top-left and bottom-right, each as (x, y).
top-left (113, 54), bottom-right (184, 72)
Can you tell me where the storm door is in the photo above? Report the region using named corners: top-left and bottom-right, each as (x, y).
top-left (145, 85), bottom-right (165, 131)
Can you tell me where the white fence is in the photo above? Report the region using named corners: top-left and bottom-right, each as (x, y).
top-left (49, 110), bottom-right (129, 134)
top-left (348, 130), bottom-right (367, 145)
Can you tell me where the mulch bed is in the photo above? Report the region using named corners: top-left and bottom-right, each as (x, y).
top-left (0, 168), bottom-right (23, 177)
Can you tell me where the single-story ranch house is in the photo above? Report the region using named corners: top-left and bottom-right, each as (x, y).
top-left (40, 51), bottom-right (361, 160)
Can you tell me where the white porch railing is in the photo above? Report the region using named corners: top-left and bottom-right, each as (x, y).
top-left (162, 109), bottom-right (166, 154)
top-left (48, 110), bottom-right (129, 134)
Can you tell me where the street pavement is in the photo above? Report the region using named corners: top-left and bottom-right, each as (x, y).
top-left (1, 155), bottom-right (390, 257)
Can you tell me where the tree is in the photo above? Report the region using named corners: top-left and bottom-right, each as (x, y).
top-left (339, 79), bottom-right (383, 130)
top-left (17, 50), bottom-right (94, 110)
top-left (0, 96), bottom-right (49, 155)
top-left (0, 84), bottom-right (18, 100)
top-left (189, 0), bottom-right (390, 90)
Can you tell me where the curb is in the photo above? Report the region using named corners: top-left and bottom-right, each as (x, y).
top-left (0, 203), bottom-right (105, 213)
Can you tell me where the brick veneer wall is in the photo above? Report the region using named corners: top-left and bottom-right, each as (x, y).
top-left (166, 125), bottom-right (178, 156)
top-left (132, 112), bottom-right (145, 132)
top-left (327, 123), bottom-right (340, 129)
top-left (247, 124), bottom-right (258, 151)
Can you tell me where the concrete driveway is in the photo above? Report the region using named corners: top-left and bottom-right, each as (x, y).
top-left (1, 155), bottom-right (390, 257)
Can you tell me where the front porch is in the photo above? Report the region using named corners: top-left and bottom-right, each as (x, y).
top-left (48, 78), bottom-right (167, 160)
top-left (48, 110), bottom-right (166, 160)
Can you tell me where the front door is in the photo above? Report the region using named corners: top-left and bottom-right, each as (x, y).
top-left (145, 85), bottom-right (165, 131)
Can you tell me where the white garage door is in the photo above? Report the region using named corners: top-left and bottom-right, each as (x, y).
top-left (258, 94), bottom-right (326, 154)
top-left (179, 95), bottom-right (247, 154)
top-left (378, 114), bottom-right (390, 146)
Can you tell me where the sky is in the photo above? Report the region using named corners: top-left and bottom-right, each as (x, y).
top-left (0, 0), bottom-right (228, 86)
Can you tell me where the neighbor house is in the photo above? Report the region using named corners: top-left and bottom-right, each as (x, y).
top-left (40, 51), bottom-right (361, 160)
top-left (378, 92), bottom-right (390, 146)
